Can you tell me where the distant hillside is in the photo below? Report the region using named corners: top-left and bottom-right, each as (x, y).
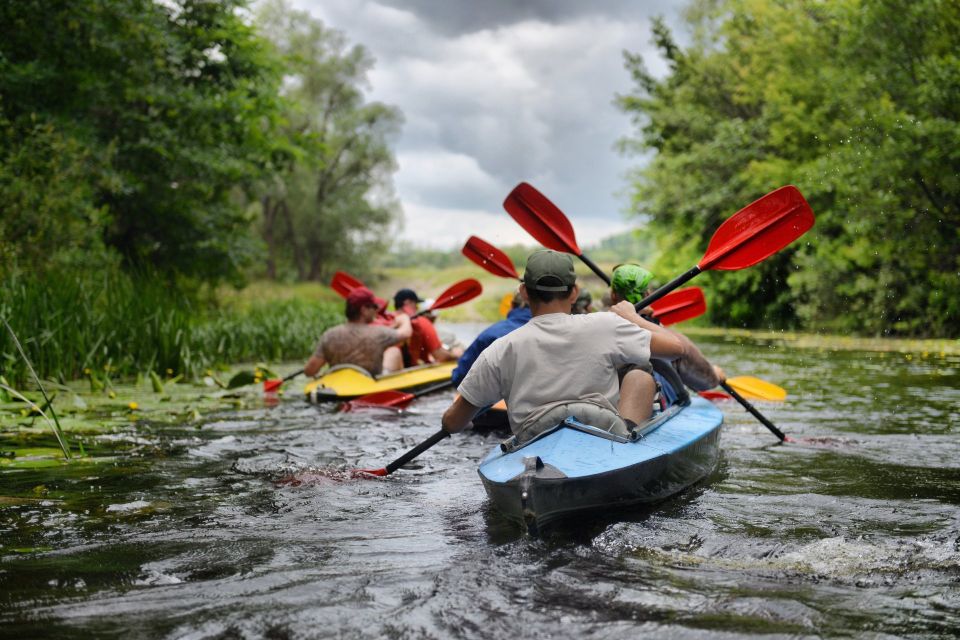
top-left (583, 229), bottom-right (656, 265)
top-left (382, 229), bottom-right (656, 270)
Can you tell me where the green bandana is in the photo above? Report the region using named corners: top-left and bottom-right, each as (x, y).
top-left (611, 264), bottom-right (654, 304)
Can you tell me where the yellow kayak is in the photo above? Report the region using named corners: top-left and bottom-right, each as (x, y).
top-left (304, 362), bottom-right (456, 403)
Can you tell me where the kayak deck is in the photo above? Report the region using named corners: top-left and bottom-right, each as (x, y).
top-left (304, 362), bottom-right (456, 402)
top-left (477, 396), bottom-right (723, 533)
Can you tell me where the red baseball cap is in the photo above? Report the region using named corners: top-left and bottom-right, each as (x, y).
top-left (346, 287), bottom-right (387, 312)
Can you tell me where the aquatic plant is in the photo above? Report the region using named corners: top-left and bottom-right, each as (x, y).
top-left (1, 318), bottom-right (70, 458)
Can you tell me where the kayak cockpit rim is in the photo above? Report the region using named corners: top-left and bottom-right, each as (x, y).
top-left (498, 399), bottom-right (689, 455)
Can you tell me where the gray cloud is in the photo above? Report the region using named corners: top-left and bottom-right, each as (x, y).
top-left (289, 0), bottom-right (684, 248)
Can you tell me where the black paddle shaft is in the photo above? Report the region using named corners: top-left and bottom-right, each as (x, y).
top-left (579, 253), bottom-right (611, 285)
top-left (385, 429), bottom-right (451, 474)
top-left (634, 265), bottom-right (702, 312)
top-left (721, 381), bottom-right (786, 442)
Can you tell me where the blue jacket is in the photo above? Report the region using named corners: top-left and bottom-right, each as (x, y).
top-left (451, 307), bottom-right (532, 386)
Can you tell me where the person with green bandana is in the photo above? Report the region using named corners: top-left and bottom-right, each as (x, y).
top-left (609, 263), bottom-right (725, 407)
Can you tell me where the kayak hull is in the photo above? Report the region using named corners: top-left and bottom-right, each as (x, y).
top-left (477, 396), bottom-right (723, 533)
top-left (304, 362), bottom-right (455, 403)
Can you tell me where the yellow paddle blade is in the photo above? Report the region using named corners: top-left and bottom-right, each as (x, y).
top-left (499, 293), bottom-right (513, 318)
top-left (726, 376), bottom-right (787, 401)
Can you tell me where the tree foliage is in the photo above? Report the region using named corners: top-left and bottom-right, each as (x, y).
top-left (617, 0), bottom-right (960, 336)
top-left (0, 0), bottom-right (284, 284)
top-left (254, 0), bottom-right (402, 283)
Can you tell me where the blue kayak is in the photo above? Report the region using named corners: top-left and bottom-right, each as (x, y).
top-left (477, 396), bottom-right (723, 533)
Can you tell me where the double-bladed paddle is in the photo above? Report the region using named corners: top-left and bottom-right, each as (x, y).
top-left (461, 235), bottom-right (706, 327)
top-left (343, 380), bottom-right (455, 412)
top-left (504, 183), bottom-right (813, 442)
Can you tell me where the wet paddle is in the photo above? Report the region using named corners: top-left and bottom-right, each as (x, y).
top-left (355, 429), bottom-right (451, 477)
top-left (503, 183), bottom-right (611, 284)
top-left (263, 369), bottom-right (304, 393)
top-left (344, 380), bottom-right (455, 411)
top-left (462, 236), bottom-right (705, 327)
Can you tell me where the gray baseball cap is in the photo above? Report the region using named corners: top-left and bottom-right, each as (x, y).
top-left (523, 250), bottom-right (576, 291)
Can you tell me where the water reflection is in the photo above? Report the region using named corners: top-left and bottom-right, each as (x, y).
top-left (2, 330), bottom-right (959, 637)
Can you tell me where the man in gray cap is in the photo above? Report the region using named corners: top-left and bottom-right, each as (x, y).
top-left (441, 249), bottom-right (686, 443)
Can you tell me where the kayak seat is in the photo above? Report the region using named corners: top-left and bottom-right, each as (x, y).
top-left (515, 401), bottom-right (628, 445)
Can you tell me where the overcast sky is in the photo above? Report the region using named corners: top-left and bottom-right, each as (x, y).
top-left (289, 0), bottom-right (685, 249)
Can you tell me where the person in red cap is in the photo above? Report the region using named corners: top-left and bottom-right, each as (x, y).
top-left (303, 287), bottom-right (412, 377)
top-left (393, 288), bottom-right (463, 366)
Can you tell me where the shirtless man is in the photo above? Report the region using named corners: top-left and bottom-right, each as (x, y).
top-left (441, 250), bottom-right (685, 442)
top-left (304, 287), bottom-right (412, 377)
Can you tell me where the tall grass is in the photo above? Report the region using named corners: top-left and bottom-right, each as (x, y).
top-left (0, 269), bottom-right (342, 386)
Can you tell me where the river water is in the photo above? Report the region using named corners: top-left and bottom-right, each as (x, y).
top-left (2, 327), bottom-right (959, 638)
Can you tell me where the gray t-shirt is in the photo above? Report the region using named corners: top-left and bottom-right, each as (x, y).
top-left (314, 323), bottom-right (401, 376)
top-left (458, 311), bottom-right (652, 434)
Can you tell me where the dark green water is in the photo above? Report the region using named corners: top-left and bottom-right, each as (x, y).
top-left (2, 328), bottom-right (959, 638)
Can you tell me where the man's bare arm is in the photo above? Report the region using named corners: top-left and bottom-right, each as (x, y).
top-left (609, 301), bottom-right (685, 360)
top-left (304, 354), bottom-right (326, 377)
top-left (669, 329), bottom-right (726, 391)
top-left (393, 313), bottom-right (413, 340)
top-left (441, 395), bottom-right (480, 434)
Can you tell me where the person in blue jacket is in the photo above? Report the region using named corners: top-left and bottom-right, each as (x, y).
top-left (451, 291), bottom-right (532, 386)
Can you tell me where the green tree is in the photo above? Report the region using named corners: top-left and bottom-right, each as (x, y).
top-left (255, 0), bottom-right (402, 283)
top-left (0, 0), bottom-right (283, 283)
top-left (617, 0), bottom-right (960, 336)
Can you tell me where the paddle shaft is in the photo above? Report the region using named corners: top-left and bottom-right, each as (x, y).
top-left (634, 266), bottom-right (702, 312)
top-left (385, 429), bottom-right (450, 474)
top-left (721, 381), bottom-right (786, 441)
top-left (283, 369), bottom-right (304, 382)
top-left (579, 253), bottom-right (611, 285)
top-left (409, 380), bottom-right (455, 398)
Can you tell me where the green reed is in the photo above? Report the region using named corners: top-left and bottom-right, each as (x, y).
top-left (0, 268), bottom-right (341, 387)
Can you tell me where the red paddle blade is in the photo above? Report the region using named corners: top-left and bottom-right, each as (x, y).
top-left (699, 390), bottom-right (733, 401)
top-left (347, 390), bottom-right (415, 410)
top-left (330, 270), bottom-right (365, 298)
top-left (352, 468), bottom-right (387, 477)
top-left (263, 379), bottom-right (283, 393)
top-left (503, 182), bottom-right (582, 255)
top-left (650, 287), bottom-right (707, 326)
top-left (699, 185), bottom-right (814, 271)
top-left (430, 278), bottom-right (483, 311)
top-left (462, 236), bottom-right (519, 279)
